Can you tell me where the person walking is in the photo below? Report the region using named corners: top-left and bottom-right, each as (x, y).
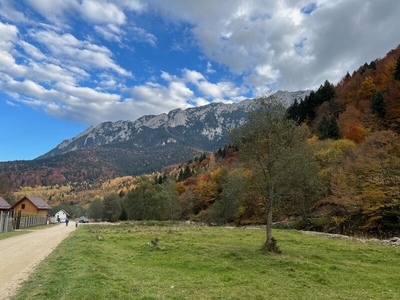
top-left (65, 219), bottom-right (69, 226)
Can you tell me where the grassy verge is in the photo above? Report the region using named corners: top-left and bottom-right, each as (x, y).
top-left (13, 222), bottom-right (400, 300)
top-left (0, 230), bottom-right (28, 240)
top-left (0, 224), bottom-right (58, 240)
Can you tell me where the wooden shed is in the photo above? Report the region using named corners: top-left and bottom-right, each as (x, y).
top-left (0, 197), bottom-right (11, 212)
top-left (11, 196), bottom-right (52, 216)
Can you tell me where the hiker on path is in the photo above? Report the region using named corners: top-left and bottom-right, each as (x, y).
top-left (65, 219), bottom-right (69, 226)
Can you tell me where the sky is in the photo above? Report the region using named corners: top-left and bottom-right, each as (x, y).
top-left (0, 0), bottom-right (399, 162)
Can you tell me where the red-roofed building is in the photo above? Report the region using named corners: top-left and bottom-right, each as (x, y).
top-left (11, 196), bottom-right (52, 216)
top-left (0, 197), bottom-right (11, 212)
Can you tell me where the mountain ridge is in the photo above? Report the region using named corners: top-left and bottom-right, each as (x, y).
top-left (37, 90), bottom-right (310, 160)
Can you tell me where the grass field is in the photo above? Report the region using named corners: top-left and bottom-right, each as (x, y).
top-left (13, 222), bottom-right (400, 300)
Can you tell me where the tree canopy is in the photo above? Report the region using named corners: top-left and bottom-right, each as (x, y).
top-left (232, 96), bottom-right (321, 251)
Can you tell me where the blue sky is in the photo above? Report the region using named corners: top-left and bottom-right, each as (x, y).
top-left (1, 0), bottom-right (399, 162)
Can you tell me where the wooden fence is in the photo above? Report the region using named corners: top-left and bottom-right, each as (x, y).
top-left (0, 211), bottom-right (12, 232)
top-left (0, 211), bottom-right (48, 232)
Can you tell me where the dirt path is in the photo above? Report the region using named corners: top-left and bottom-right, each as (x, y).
top-left (0, 223), bottom-right (76, 300)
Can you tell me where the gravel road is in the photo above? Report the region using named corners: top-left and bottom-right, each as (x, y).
top-left (0, 223), bottom-right (76, 300)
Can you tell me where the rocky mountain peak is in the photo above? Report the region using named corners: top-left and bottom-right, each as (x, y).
top-left (37, 90), bottom-right (310, 160)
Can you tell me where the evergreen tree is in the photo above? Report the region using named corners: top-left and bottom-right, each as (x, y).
top-left (371, 91), bottom-right (386, 118)
top-left (286, 98), bottom-right (299, 122)
top-left (183, 165), bottom-right (192, 180)
top-left (317, 116), bottom-right (330, 139)
top-left (200, 152), bottom-right (207, 162)
top-left (328, 117), bottom-right (341, 139)
top-left (177, 169), bottom-right (184, 182)
top-left (319, 80), bottom-right (336, 102)
top-left (119, 206), bottom-right (128, 221)
top-left (394, 57), bottom-right (400, 81)
top-left (368, 60), bottom-right (377, 70)
top-left (317, 116), bottom-right (340, 140)
top-left (286, 80), bottom-right (335, 125)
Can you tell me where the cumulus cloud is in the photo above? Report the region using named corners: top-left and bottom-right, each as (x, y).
top-left (29, 30), bottom-right (131, 76)
top-left (146, 0), bottom-right (400, 90)
top-left (0, 0), bottom-right (399, 128)
top-left (0, 22), bottom-right (19, 50)
top-left (80, 0), bottom-right (126, 25)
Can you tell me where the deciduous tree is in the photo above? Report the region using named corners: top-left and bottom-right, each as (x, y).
top-left (232, 96), bottom-right (320, 251)
top-left (103, 193), bottom-right (121, 222)
top-left (124, 176), bottom-right (169, 220)
top-left (88, 198), bottom-right (103, 221)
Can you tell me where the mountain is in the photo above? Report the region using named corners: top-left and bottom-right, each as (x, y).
top-left (38, 90), bottom-right (310, 160)
top-left (0, 90), bottom-right (309, 188)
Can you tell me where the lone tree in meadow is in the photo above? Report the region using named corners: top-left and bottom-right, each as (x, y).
top-left (232, 96), bottom-right (320, 252)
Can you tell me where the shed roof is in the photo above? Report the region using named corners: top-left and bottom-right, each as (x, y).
top-left (12, 196), bottom-right (52, 210)
top-left (0, 197), bottom-right (11, 210)
top-left (56, 209), bottom-right (71, 217)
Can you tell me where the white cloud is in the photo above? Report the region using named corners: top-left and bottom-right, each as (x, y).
top-left (145, 0), bottom-right (400, 91)
top-left (30, 30), bottom-right (131, 76)
top-left (80, 0), bottom-right (126, 25)
top-left (183, 69), bottom-right (205, 84)
top-left (6, 100), bottom-right (20, 107)
top-left (131, 79), bottom-right (193, 112)
top-left (25, 0), bottom-right (80, 24)
top-left (0, 0), bottom-right (28, 23)
top-left (3, 79), bottom-right (60, 100)
top-left (1, 0), bottom-right (400, 129)
top-left (94, 24), bottom-right (124, 43)
top-left (0, 22), bottom-right (19, 50)
top-left (206, 61), bottom-right (215, 74)
top-left (56, 82), bottom-right (120, 104)
top-left (129, 26), bottom-right (157, 47)
top-left (25, 0), bottom-right (136, 25)
top-left (182, 69), bottom-right (246, 101)
top-left (19, 40), bottom-right (46, 60)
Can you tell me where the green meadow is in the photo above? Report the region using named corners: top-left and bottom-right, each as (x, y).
top-left (13, 223), bottom-right (400, 300)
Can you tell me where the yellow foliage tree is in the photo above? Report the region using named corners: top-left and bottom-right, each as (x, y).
top-left (358, 76), bottom-right (376, 99)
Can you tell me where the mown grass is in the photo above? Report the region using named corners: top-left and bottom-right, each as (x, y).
top-left (13, 222), bottom-right (400, 300)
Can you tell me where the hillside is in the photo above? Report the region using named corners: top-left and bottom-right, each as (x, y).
top-left (335, 45), bottom-right (400, 135)
top-left (1, 144), bottom-right (202, 189)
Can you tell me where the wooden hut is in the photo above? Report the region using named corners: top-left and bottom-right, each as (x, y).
top-left (11, 196), bottom-right (52, 216)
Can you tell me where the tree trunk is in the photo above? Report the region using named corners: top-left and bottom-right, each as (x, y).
top-left (262, 197), bottom-right (275, 251)
top-left (265, 206), bottom-right (273, 244)
top-left (262, 193), bottom-right (281, 253)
